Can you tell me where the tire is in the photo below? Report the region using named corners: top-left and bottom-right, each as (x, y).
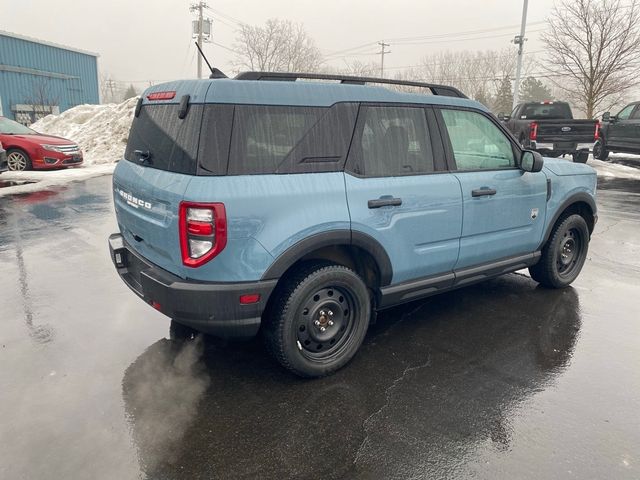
top-left (263, 262), bottom-right (371, 378)
top-left (572, 150), bottom-right (589, 163)
top-left (592, 139), bottom-right (609, 160)
top-left (6, 149), bottom-right (32, 171)
top-left (529, 214), bottom-right (590, 288)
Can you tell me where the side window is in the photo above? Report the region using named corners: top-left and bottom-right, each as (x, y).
top-left (629, 105), bottom-right (640, 120)
top-left (617, 104), bottom-right (635, 121)
top-left (441, 109), bottom-right (516, 170)
top-left (349, 106), bottom-right (434, 177)
top-left (229, 106), bottom-right (324, 174)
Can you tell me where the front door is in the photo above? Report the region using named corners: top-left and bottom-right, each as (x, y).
top-left (608, 103), bottom-right (637, 149)
top-left (345, 105), bottom-right (462, 285)
top-left (436, 107), bottom-right (548, 270)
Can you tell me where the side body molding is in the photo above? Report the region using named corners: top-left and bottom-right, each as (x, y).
top-left (260, 230), bottom-right (393, 286)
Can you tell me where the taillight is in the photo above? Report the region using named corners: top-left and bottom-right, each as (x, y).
top-left (529, 121), bottom-right (538, 141)
top-left (179, 202), bottom-right (227, 267)
top-left (594, 121), bottom-right (600, 140)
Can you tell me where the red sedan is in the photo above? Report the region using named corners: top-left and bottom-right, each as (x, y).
top-left (0, 116), bottom-right (83, 171)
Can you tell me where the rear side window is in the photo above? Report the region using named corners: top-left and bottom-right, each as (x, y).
top-left (520, 103), bottom-right (572, 120)
top-left (349, 106), bottom-right (434, 177)
top-left (125, 104), bottom-right (203, 175)
top-left (228, 106), bottom-right (324, 175)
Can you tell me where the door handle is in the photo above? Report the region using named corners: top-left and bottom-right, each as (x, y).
top-left (368, 197), bottom-right (402, 209)
top-left (471, 188), bottom-right (497, 197)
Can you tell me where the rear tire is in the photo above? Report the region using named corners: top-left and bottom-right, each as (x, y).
top-left (529, 214), bottom-right (589, 288)
top-left (593, 139), bottom-right (609, 160)
top-left (572, 150), bottom-right (589, 163)
top-left (6, 149), bottom-right (32, 171)
top-left (263, 262), bottom-right (371, 377)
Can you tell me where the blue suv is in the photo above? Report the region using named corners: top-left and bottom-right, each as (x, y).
top-left (109, 72), bottom-right (597, 377)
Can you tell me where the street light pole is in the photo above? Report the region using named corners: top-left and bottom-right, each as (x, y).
top-left (512, 0), bottom-right (529, 110)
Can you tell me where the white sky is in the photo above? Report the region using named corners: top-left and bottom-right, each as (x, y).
top-left (2, 0), bottom-right (558, 89)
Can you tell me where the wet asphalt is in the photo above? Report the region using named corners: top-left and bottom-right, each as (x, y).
top-left (1, 169), bottom-right (639, 480)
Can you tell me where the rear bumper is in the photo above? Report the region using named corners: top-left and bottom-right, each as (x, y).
top-left (108, 233), bottom-right (277, 338)
top-left (531, 141), bottom-right (594, 152)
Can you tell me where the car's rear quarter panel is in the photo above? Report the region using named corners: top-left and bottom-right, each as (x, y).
top-left (183, 172), bottom-right (350, 282)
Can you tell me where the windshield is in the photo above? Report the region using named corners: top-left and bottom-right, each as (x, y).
top-left (0, 117), bottom-right (38, 135)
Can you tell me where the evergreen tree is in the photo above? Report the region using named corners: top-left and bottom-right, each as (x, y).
top-left (492, 76), bottom-right (513, 115)
top-left (123, 84), bottom-right (137, 101)
top-left (520, 76), bottom-right (553, 102)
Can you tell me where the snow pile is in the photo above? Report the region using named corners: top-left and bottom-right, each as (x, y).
top-left (31, 97), bottom-right (138, 165)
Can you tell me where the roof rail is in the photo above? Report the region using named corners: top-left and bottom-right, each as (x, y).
top-left (234, 71), bottom-right (467, 98)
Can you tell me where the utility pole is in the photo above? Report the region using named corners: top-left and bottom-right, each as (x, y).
top-left (190, 2), bottom-right (210, 79)
top-left (512, 0), bottom-right (529, 109)
top-left (378, 41), bottom-right (390, 78)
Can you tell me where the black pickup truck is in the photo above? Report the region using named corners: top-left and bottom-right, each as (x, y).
top-left (500, 101), bottom-right (598, 163)
top-left (593, 101), bottom-right (640, 160)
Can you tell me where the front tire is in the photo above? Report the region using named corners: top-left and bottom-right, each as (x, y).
top-left (529, 214), bottom-right (590, 288)
top-left (6, 149), bottom-right (32, 171)
top-left (592, 139), bottom-right (609, 160)
top-left (263, 262), bottom-right (371, 377)
top-left (572, 150), bottom-right (589, 163)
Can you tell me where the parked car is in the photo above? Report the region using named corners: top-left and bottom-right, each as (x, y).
top-left (593, 101), bottom-right (640, 160)
top-left (0, 141), bottom-right (7, 173)
top-left (109, 72), bottom-right (597, 377)
top-left (500, 101), bottom-right (598, 163)
top-left (0, 116), bottom-right (83, 171)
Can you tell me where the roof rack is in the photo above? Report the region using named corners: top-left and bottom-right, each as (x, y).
top-left (234, 71), bottom-right (467, 99)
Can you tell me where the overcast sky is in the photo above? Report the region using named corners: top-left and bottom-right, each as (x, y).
top-left (2, 0), bottom-right (558, 89)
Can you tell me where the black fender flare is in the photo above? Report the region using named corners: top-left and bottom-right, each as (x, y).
top-left (261, 230), bottom-right (393, 286)
top-left (539, 193), bottom-right (597, 249)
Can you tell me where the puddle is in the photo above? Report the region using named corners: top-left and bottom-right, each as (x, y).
top-left (0, 180), bottom-right (36, 188)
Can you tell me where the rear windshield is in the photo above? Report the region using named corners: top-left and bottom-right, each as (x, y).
top-left (125, 102), bottom-right (357, 176)
top-left (519, 103), bottom-right (572, 120)
top-left (125, 104), bottom-right (203, 175)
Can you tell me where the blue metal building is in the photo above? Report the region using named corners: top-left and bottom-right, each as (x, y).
top-left (0, 30), bottom-right (99, 124)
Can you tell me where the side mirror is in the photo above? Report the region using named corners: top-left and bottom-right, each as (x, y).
top-left (498, 113), bottom-right (510, 121)
top-left (521, 150), bottom-right (544, 173)
top-left (602, 111), bottom-right (610, 122)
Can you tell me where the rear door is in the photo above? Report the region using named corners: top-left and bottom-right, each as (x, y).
top-left (436, 107), bottom-right (548, 270)
top-left (345, 104), bottom-right (462, 286)
top-left (113, 81), bottom-right (210, 278)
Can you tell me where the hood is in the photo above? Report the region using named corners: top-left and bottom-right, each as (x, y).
top-left (542, 157), bottom-right (596, 176)
top-left (9, 134), bottom-right (77, 146)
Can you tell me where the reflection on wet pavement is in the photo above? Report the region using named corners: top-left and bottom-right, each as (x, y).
top-left (1, 174), bottom-right (639, 480)
top-left (123, 280), bottom-right (581, 479)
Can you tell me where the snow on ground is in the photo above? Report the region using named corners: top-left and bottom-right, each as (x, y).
top-left (0, 164), bottom-right (115, 197)
top-left (589, 153), bottom-right (640, 180)
top-left (0, 97), bottom-right (137, 196)
top-left (31, 96), bottom-right (138, 165)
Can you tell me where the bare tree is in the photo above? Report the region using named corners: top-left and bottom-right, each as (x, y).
top-left (22, 78), bottom-right (60, 122)
top-left (416, 49), bottom-right (534, 111)
top-left (233, 18), bottom-right (323, 72)
top-left (542, 0), bottom-right (640, 118)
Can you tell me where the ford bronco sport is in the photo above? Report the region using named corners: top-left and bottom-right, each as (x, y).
top-left (109, 72), bottom-right (597, 377)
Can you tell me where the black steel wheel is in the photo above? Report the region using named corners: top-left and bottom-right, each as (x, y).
top-left (6, 149), bottom-right (32, 171)
top-left (592, 139), bottom-right (609, 160)
top-left (529, 214), bottom-right (590, 288)
top-left (263, 262), bottom-right (371, 377)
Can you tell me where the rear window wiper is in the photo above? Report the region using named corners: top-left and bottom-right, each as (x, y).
top-left (133, 149), bottom-right (153, 165)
